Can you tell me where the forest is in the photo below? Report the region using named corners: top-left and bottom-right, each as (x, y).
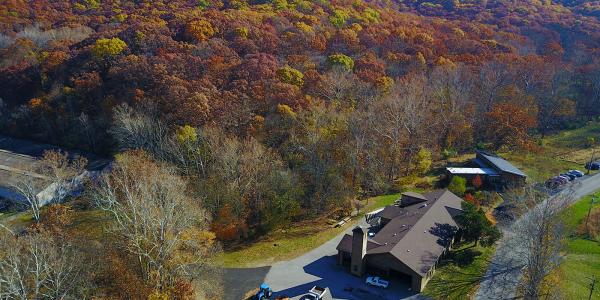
top-left (2, 0), bottom-right (600, 240)
top-left (1, 2), bottom-right (600, 296)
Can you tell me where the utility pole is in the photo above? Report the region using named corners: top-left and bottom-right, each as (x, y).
top-left (588, 275), bottom-right (596, 300)
top-left (588, 149), bottom-right (596, 175)
top-left (585, 196), bottom-right (597, 235)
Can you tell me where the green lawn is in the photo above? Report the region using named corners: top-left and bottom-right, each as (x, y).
top-left (221, 193), bottom-right (403, 268)
top-left (220, 219), bottom-right (352, 268)
top-left (559, 192), bottom-right (600, 300)
top-left (422, 243), bottom-right (495, 299)
top-left (363, 193), bottom-right (401, 212)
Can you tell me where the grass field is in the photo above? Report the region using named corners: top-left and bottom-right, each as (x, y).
top-left (422, 242), bottom-right (495, 300)
top-left (500, 122), bottom-right (600, 183)
top-left (559, 192), bottom-right (600, 300)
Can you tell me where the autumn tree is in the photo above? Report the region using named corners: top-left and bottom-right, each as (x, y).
top-left (10, 150), bottom-right (87, 222)
top-left (91, 37), bottom-right (127, 58)
top-left (472, 174), bottom-right (483, 189)
top-left (484, 101), bottom-right (538, 150)
top-left (448, 176), bottom-right (467, 196)
top-left (505, 187), bottom-right (573, 299)
top-left (93, 150), bottom-right (222, 298)
top-left (185, 19), bottom-right (216, 42)
top-left (0, 228), bottom-right (88, 298)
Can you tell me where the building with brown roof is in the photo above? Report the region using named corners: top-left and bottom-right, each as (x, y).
top-left (336, 190), bottom-right (464, 292)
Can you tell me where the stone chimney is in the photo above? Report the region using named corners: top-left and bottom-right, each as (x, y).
top-left (351, 226), bottom-right (367, 276)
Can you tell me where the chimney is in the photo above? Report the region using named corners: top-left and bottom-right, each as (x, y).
top-left (350, 226), bottom-right (367, 276)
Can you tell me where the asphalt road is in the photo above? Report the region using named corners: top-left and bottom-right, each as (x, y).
top-left (475, 173), bottom-right (600, 300)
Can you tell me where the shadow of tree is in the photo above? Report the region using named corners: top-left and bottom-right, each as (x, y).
top-left (429, 222), bottom-right (458, 247)
top-left (452, 248), bottom-right (483, 267)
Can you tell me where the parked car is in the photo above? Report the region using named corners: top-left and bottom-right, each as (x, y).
top-left (585, 161), bottom-right (600, 170)
top-left (568, 170), bottom-right (584, 177)
top-left (560, 173), bottom-right (576, 181)
top-left (366, 276), bottom-right (389, 288)
top-left (556, 175), bottom-right (570, 184)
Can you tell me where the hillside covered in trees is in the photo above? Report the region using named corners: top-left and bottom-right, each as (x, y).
top-left (1, 0), bottom-right (600, 244)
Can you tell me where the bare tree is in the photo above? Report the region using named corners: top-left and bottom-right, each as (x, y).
top-left (111, 104), bottom-right (174, 160)
top-left (0, 229), bottom-right (85, 299)
top-left (93, 150), bottom-right (222, 298)
top-left (10, 151), bottom-right (87, 222)
top-left (507, 186), bottom-right (573, 299)
top-left (37, 151), bottom-right (87, 206)
top-left (372, 74), bottom-right (436, 179)
top-left (10, 170), bottom-right (45, 222)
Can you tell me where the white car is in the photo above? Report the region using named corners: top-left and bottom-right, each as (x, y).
top-left (366, 276), bottom-right (389, 288)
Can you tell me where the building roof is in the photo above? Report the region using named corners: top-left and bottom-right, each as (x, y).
top-left (446, 167), bottom-right (499, 175)
top-left (336, 190), bottom-right (464, 277)
top-left (476, 150), bottom-right (527, 177)
top-left (402, 191), bottom-right (428, 201)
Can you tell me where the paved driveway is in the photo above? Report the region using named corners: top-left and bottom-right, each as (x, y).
top-left (263, 221), bottom-right (423, 300)
top-left (475, 172), bottom-right (600, 300)
top-left (225, 213), bottom-right (432, 300)
top-left (224, 266), bottom-right (271, 300)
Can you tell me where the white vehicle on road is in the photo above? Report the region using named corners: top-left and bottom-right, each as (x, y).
top-left (365, 276), bottom-right (389, 288)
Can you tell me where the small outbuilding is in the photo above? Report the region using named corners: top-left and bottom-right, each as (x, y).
top-left (445, 150), bottom-right (527, 189)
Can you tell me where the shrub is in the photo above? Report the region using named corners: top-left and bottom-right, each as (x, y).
top-left (586, 137), bottom-right (596, 147)
top-left (442, 148), bottom-right (457, 159)
top-left (448, 176), bottom-right (467, 196)
top-left (472, 174), bottom-right (483, 189)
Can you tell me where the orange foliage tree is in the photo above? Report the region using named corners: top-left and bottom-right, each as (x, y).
top-left (485, 102), bottom-right (538, 150)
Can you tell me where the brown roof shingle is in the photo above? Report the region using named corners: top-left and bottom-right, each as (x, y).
top-left (337, 189), bottom-right (464, 276)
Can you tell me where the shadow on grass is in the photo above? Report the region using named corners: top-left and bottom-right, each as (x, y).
top-left (438, 246), bottom-right (483, 268)
top-left (423, 243), bottom-right (490, 299)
